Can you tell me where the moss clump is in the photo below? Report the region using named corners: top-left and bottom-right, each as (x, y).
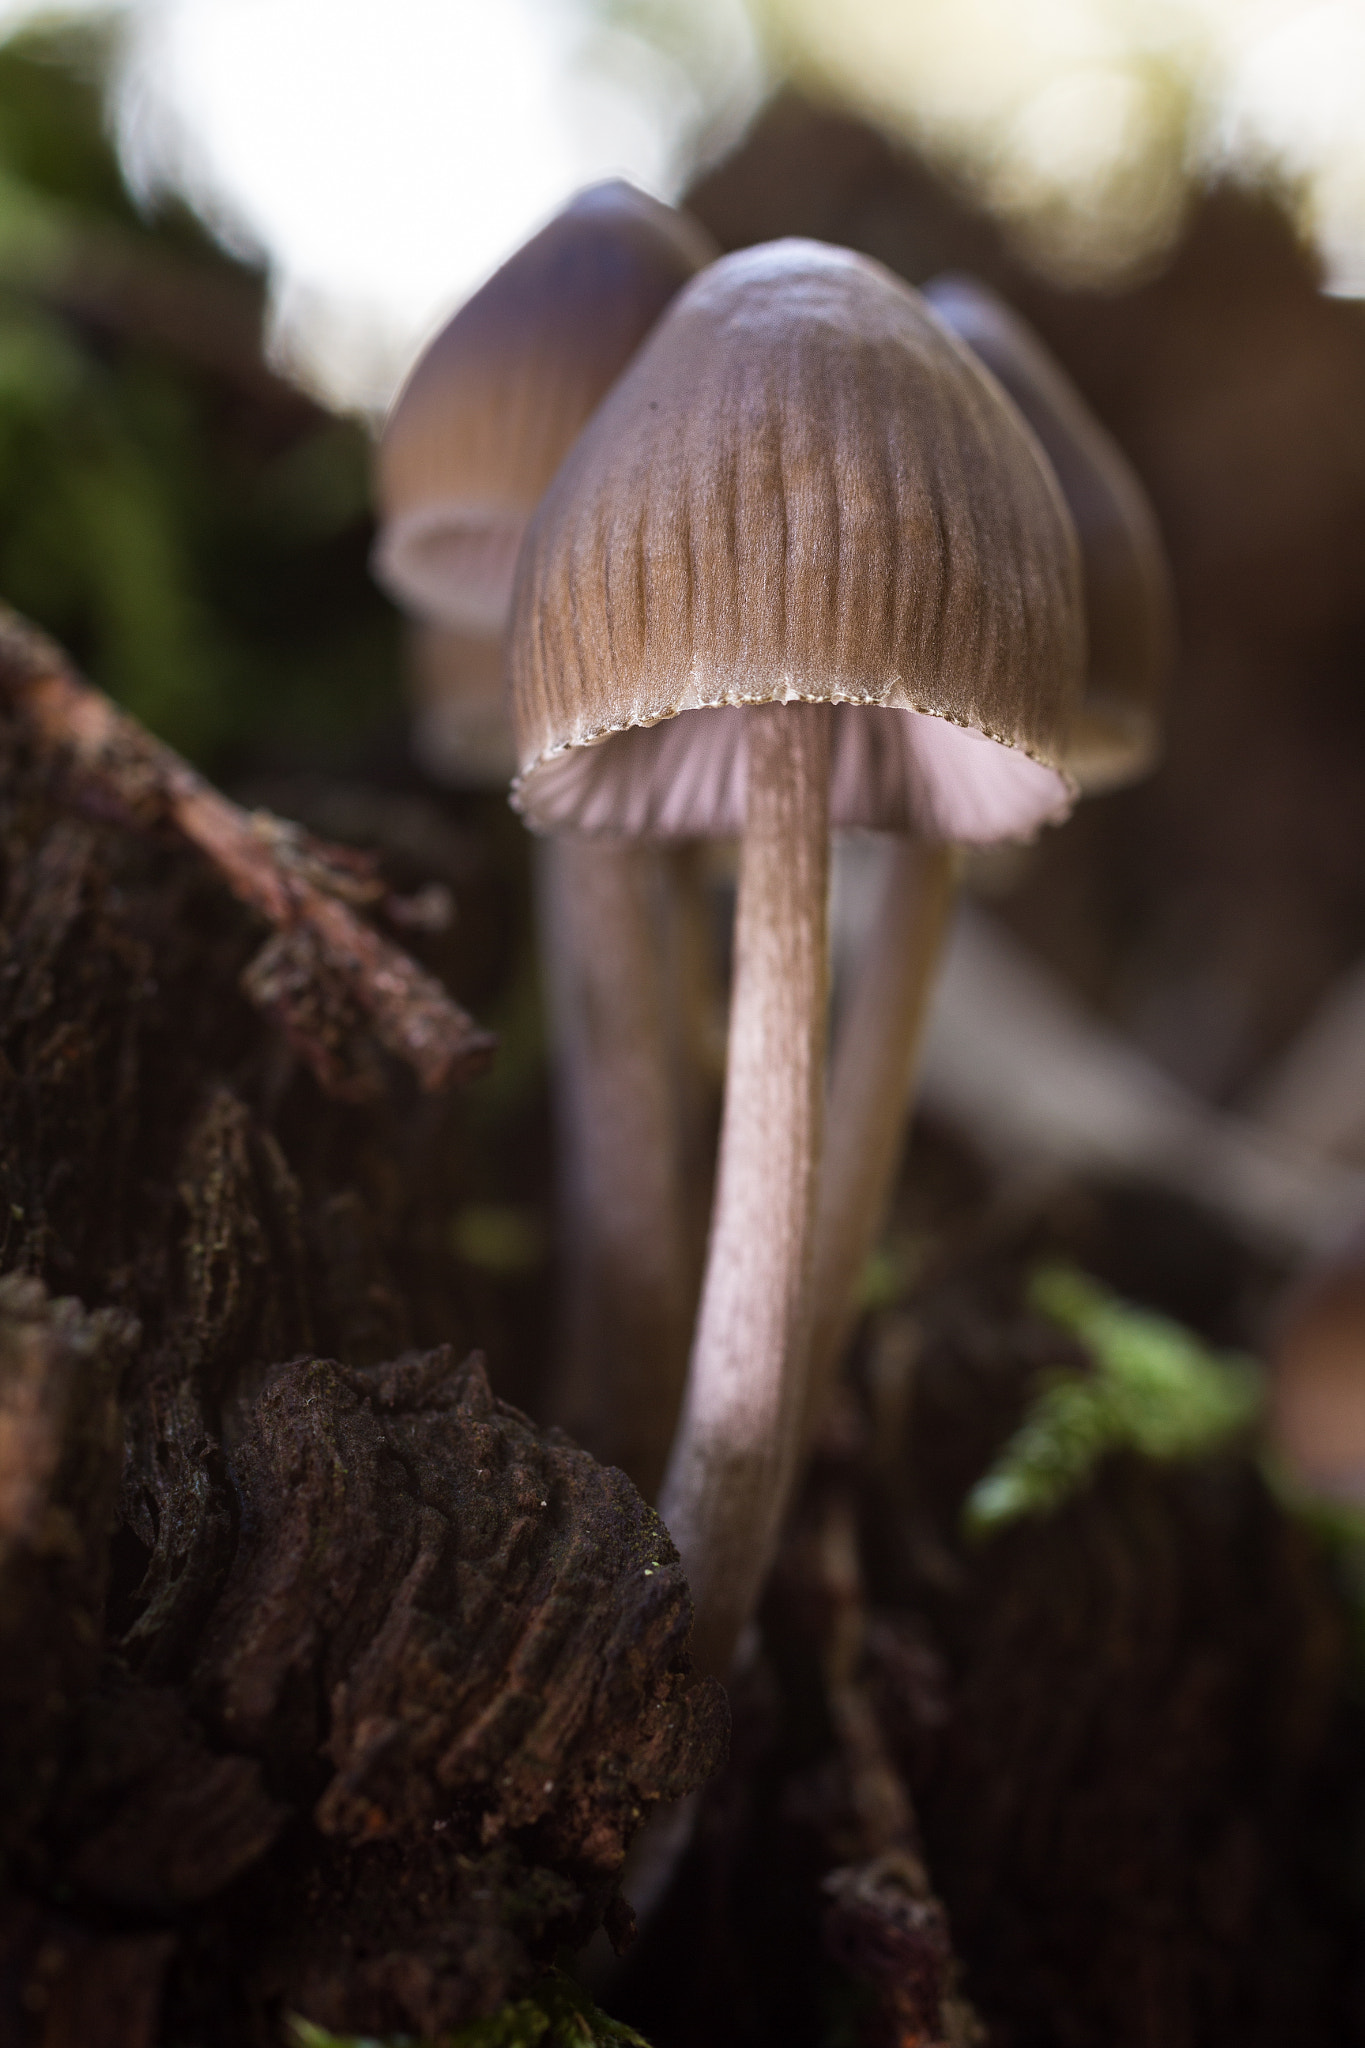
top-left (965, 1263), bottom-right (1262, 1533)
top-left (289, 1970), bottom-right (653, 2048)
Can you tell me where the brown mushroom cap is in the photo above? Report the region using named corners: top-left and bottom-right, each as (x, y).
top-left (374, 181), bottom-right (719, 634)
top-left (509, 239), bottom-right (1086, 846)
top-left (924, 274), bottom-right (1174, 793)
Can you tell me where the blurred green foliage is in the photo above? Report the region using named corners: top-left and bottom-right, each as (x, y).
top-left (0, 20), bottom-right (401, 768)
top-left (450, 1201), bottom-right (547, 1276)
top-left (288, 1968), bottom-right (653, 2048)
top-left (966, 1263), bottom-right (1263, 1532)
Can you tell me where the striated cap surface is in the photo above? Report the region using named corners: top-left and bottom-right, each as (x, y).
top-left (509, 239), bottom-right (1086, 844)
top-left (374, 181), bottom-right (718, 634)
top-left (925, 273), bottom-right (1174, 794)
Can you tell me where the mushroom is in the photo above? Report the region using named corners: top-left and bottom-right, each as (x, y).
top-left (371, 182), bottom-right (718, 1492)
top-left (922, 274), bottom-right (1173, 793)
top-left (802, 273), bottom-right (1176, 1451)
top-left (509, 239), bottom-right (1084, 1674)
top-left (374, 179), bottom-right (716, 632)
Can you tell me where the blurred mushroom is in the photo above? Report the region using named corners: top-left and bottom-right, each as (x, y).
top-left (923, 273), bottom-right (1174, 794)
top-left (374, 179), bottom-right (716, 634)
top-left (510, 239), bottom-right (1082, 1675)
top-left (803, 274), bottom-right (1177, 1447)
top-left (370, 182), bottom-right (718, 1491)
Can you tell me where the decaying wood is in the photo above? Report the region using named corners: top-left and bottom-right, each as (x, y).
top-left (0, 1901), bottom-right (177, 2048)
top-left (614, 1238), bottom-right (1357, 2048)
top-left (0, 606), bottom-right (494, 1102)
top-left (0, 1275), bottom-right (136, 1861)
top-left (198, 1346), bottom-right (726, 1867)
top-left (861, 1267), bottom-right (1354, 2048)
top-left (1, 1302), bottom-right (727, 2043)
top-left (0, 618), bottom-right (724, 2045)
top-left (776, 1404), bottom-right (983, 2048)
top-left (613, 1395), bottom-right (982, 2048)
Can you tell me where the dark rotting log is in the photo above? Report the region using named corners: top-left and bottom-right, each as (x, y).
top-left (0, 599), bottom-right (724, 2042)
top-left (0, 606), bottom-right (494, 1102)
top-left (0, 1275), bottom-right (136, 1860)
top-left (2, 1297), bottom-right (726, 2041)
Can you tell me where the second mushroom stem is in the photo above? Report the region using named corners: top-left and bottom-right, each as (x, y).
top-left (538, 833), bottom-right (695, 1499)
top-left (659, 700), bottom-right (832, 1679)
top-left (803, 836), bottom-right (958, 1448)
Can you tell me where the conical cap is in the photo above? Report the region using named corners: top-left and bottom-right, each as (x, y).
top-left (925, 274), bottom-right (1173, 793)
top-left (510, 240), bottom-right (1085, 844)
top-left (374, 182), bottom-right (718, 634)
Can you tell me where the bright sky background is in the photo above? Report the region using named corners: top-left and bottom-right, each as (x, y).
top-left (3, 0), bottom-right (1364, 410)
top-left (110, 0), bottom-right (766, 409)
top-left (763, 0), bottom-right (1365, 291)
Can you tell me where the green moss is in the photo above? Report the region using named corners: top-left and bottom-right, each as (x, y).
top-left (288, 1968), bottom-right (653, 2048)
top-left (965, 1263), bottom-right (1263, 1534)
top-left (0, 23), bottom-right (403, 772)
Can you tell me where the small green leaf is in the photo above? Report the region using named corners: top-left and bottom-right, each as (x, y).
top-left (288, 2023), bottom-right (392, 2048)
top-left (285, 1969), bottom-right (653, 2048)
top-left (965, 1264), bottom-right (1263, 1534)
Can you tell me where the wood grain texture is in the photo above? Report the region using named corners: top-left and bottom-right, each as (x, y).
top-left (510, 238), bottom-right (1084, 830)
top-left (925, 273), bottom-right (1174, 793)
top-left (0, 608), bottom-right (494, 1101)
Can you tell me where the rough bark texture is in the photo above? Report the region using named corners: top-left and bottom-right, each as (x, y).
top-left (2, 1327), bottom-right (726, 2042)
top-left (0, 618), bottom-right (726, 2047)
top-left (0, 1277), bottom-right (136, 1860)
top-left (0, 605), bottom-right (494, 1104)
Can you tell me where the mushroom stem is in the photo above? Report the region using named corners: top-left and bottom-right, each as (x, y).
top-left (803, 837), bottom-right (957, 1445)
top-left (663, 840), bottom-right (727, 1295)
top-left (659, 700), bottom-right (832, 1677)
top-left (538, 834), bottom-right (694, 1497)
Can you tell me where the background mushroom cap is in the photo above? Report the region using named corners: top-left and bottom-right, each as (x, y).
top-left (924, 273), bottom-right (1174, 794)
top-left (509, 239), bottom-right (1086, 844)
top-left (373, 180), bottom-right (719, 635)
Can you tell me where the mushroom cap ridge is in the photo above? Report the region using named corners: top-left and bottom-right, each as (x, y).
top-left (925, 273), bottom-right (1173, 794)
top-left (374, 180), bottom-right (718, 633)
top-left (509, 238), bottom-right (1086, 841)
